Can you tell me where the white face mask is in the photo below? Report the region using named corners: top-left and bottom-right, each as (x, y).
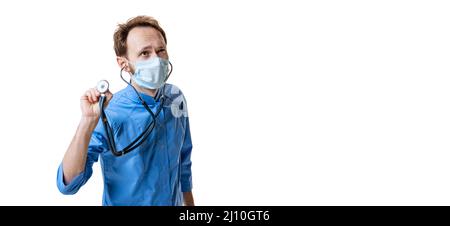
top-left (131, 57), bottom-right (170, 89)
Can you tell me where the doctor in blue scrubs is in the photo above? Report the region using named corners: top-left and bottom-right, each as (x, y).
top-left (56, 15), bottom-right (194, 206)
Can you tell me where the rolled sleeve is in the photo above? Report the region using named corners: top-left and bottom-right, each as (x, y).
top-left (56, 129), bottom-right (106, 195)
top-left (56, 163), bottom-right (92, 195)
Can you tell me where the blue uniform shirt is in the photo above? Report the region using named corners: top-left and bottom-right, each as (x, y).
top-left (56, 84), bottom-right (193, 206)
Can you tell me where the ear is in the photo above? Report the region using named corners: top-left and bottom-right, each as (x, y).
top-left (116, 56), bottom-right (131, 73)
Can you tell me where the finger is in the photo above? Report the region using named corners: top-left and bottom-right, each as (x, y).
top-left (84, 91), bottom-right (92, 103)
top-left (104, 91), bottom-right (113, 106)
top-left (80, 93), bottom-right (88, 101)
top-left (89, 89), bottom-right (98, 102)
top-left (86, 91), bottom-right (94, 104)
top-left (105, 91), bottom-right (113, 101)
top-left (95, 90), bottom-right (102, 103)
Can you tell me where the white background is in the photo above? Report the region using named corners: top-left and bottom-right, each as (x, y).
top-left (0, 0), bottom-right (449, 205)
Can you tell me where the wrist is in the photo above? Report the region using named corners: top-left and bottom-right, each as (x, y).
top-left (79, 116), bottom-right (99, 130)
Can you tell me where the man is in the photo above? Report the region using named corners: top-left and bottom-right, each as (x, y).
top-left (56, 15), bottom-right (194, 206)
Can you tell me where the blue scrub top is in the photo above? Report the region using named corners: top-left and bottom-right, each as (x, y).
top-left (56, 84), bottom-right (193, 206)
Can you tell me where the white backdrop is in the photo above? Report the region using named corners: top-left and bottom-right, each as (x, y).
top-left (0, 0), bottom-right (449, 205)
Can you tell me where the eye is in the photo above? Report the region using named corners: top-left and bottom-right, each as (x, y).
top-left (157, 49), bottom-right (166, 54)
top-left (140, 51), bottom-right (150, 57)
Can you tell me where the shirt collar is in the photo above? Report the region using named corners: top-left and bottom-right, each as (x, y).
top-left (124, 85), bottom-right (158, 105)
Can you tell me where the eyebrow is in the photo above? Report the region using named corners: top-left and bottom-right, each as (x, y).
top-left (138, 45), bottom-right (153, 53)
top-left (138, 44), bottom-right (166, 53)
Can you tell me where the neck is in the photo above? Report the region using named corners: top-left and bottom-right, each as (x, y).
top-left (130, 80), bottom-right (157, 98)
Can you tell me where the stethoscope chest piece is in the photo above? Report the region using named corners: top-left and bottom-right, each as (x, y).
top-left (97, 80), bottom-right (109, 94)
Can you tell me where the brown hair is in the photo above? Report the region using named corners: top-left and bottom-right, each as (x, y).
top-left (113, 15), bottom-right (167, 57)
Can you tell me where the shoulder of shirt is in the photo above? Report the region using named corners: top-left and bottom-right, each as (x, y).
top-left (109, 86), bottom-right (130, 104)
top-left (163, 83), bottom-right (187, 100)
top-left (163, 83), bottom-right (190, 118)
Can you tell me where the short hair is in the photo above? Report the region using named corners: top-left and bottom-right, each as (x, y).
top-left (113, 15), bottom-right (167, 57)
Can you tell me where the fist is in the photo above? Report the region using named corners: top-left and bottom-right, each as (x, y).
top-left (80, 88), bottom-right (113, 119)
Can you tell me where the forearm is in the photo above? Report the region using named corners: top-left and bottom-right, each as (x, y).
top-left (62, 117), bottom-right (98, 184)
top-left (183, 191), bottom-right (195, 206)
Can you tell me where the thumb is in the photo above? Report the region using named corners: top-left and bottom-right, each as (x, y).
top-left (103, 91), bottom-right (113, 107)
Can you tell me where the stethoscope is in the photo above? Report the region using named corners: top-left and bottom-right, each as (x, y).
top-left (96, 63), bottom-right (172, 157)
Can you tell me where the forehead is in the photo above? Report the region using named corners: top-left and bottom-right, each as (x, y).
top-left (126, 26), bottom-right (165, 52)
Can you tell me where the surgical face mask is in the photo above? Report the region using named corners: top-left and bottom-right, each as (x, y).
top-left (131, 57), bottom-right (170, 89)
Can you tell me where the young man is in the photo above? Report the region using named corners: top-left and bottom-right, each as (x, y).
top-left (56, 16), bottom-right (194, 206)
